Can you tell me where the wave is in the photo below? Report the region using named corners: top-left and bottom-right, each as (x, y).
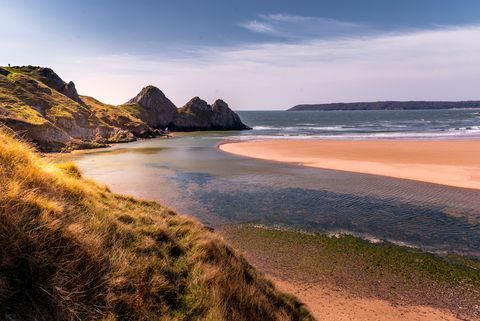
top-left (226, 129), bottom-right (480, 141)
top-left (254, 125), bottom-right (381, 131)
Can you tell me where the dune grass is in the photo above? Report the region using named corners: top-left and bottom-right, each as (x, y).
top-left (0, 129), bottom-right (313, 321)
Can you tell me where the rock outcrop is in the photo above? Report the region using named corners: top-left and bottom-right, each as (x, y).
top-left (211, 99), bottom-right (250, 129)
top-left (29, 66), bottom-right (84, 103)
top-left (1, 66), bottom-right (250, 152)
top-left (170, 97), bottom-right (251, 131)
top-left (0, 66), bottom-right (153, 152)
top-left (2, 118), bottom-right (71, 152)
top-left (126, 85), bottom-right (177, 129)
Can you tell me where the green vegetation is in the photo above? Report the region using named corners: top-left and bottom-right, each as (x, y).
top-left (0, 72), bottom-right (87, 123)
top-left (0, 130), bottom-right (313, 321)
top-left (120, 102), bottom-right (143, 118)
top-left (81, 96), bottom-right (146, 129)
top-left (224, 225), bottom-right (480, 319)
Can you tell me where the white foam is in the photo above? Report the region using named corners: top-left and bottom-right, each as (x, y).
top-left (224, 129), bottom-right (480, 141)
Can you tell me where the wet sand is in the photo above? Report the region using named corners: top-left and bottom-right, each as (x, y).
top-left (220, 139), bottom-right (480, 190)
top-left (222, 225), bottom-right (475, 321)
top-left (272, 278), bottom-right (461, 321)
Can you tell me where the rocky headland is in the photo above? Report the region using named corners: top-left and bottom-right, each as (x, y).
top-left (0, 66), bottom-right (250, 152)
top-left (289, 101), bottom-right (480, 111)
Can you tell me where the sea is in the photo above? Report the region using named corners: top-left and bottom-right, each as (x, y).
top-left (237, 109), bottom-right (480, 140)
top-left (66, 109), bottom-right (480, 258)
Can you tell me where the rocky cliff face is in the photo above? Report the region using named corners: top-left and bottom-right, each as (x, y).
top-left (211, 99), bottom-right (250, 129)
top-left (125, 86), bottom-right (250, 131)
top-left (0, 66), bottom-right (152, 152)
top-left (1, 66), bottom-right (250, 152)
top-left (170, 97), bottom-right (251, 131)
top-left (27, 66), bottom-right (83, 103)
top-left (126, 85), bottom-right (177, 129)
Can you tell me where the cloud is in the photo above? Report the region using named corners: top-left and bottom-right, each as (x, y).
top-left (239, 20), bottom-right (275, 34)
top-left (65, 24), bottom-right (480, 109)
top-left (239, 13), bottom-right (366, 39)
top-left (3, 20), bottom-right (480, 110)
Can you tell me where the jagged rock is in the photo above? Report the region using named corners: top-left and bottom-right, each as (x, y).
top-left (127, 86), bottom-right (177, 129)
top-left (211, 99), bottom-right (251, 130)
top-left (35, 67), bottom-right (66, 92)
top-left (0, 68), bottom-right (9, 76)
top-left (22, 66), bottom-right (83, 103)
top-left (1, 66), bottom-right (250, 153)
top-left (170, 97), bottom-right (251, 131)
top-left (63, 81), bottom-right (81, 103)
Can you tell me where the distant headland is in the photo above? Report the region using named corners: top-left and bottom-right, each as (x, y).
top-left (288, 101), bottom-right (480, 111)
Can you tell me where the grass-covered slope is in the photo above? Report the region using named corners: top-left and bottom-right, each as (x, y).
top-left (80, 96), bottom-right (156, 138)
top-left (0, 66), bottom-right (162, 152)
top-left (0, 129), bottom-right (312, 321)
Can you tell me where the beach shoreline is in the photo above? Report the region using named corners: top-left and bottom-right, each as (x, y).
top-left (222, 224), bottom-right (477, 321)
top-left (219, 138), bottom-right (480, 190)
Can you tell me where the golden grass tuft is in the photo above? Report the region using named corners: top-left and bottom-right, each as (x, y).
top-left (0, 128), bottom-right (313, 321)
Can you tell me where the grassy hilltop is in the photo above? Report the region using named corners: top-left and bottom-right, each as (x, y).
top-left (0, 129), bottom-right (312, 321)
top-left (0, 66), bottom-right (159, 152)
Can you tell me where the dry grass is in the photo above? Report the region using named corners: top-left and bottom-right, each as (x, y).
top-left (0, 128), bottom-right (313, 321)
top-left (0, 72), bottom-right (90, 123)
top-left (0, 66), bottom-right (163, 151)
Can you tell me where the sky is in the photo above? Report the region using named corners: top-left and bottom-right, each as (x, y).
top-left (1, 0), bottom-right (480, 110)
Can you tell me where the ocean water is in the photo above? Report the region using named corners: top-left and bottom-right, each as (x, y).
top-left (235, 109), bottom-right (480, 140)
top-left (66, 109), bottom-right (480, 258)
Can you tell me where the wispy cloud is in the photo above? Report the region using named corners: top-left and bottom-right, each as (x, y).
top-left (240, 20), bottom-right (275, 34)
top-left (61, 24), bottom-right (480, 109)
top-left (3, 20), bottom-right (479, 109)
top-left (239, 13), bottom-right (366, 39)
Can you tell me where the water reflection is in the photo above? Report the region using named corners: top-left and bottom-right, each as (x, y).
top-left (66, 135), bottom-right (480, 258)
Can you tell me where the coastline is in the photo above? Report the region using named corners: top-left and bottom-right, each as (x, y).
top-left (219, 139), bottom-right (480, 190)
top-left (223, 224), bottom-right (480, 321)
top-left (48, 135), bottom-right (480, 320)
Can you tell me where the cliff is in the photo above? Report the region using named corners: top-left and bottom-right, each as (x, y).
top-left (0, 66), bottom-right (145, 152)
top-left (0, 66), bottom-right (250, 152)
top-left (126, 85), bottom-right (177, 129)
top-left (0, 129), bottom-right (312, 320)
top-left (170, 97), bottom-right (251, 131)
top-left (288, 101), bottom-right (480, 111)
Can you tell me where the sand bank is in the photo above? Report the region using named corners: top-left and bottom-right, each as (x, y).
top-left (220, 139), bottom-right (480, 190)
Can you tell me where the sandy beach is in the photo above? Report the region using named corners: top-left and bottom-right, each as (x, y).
top-left (220, 139), bottom-right (480, 190)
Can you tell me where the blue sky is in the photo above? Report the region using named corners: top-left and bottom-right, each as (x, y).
top-left (2, 0), bottom-right (480, 109)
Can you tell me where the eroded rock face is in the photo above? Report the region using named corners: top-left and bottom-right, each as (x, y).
top-left (0, 66), bottom-right (148, 151)
top-left (63, 81), bottom-right (81, 103)
top-left (127, 86), bottom-right (177, 129)
top-left (2, 118), bottom-right (72, 152)
top-left (30, 67), bottom-right (83, 103)
top-left (170, 97), bottom-right (251, 131)
top-left (2, 66), bottom-right (250, 152)
top-left (211, 99), bottom-right (250, 130)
